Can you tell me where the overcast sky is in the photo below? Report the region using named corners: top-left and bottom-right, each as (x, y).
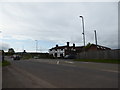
top-left (0, 1), bottom-right (118, 52)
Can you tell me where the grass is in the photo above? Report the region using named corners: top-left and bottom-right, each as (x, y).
top-left (0, 62), bottom-right (2, 66)
top-left (22, 54), bottom-right (32, 60)
top-left (74, 59), bottom-right (120, 64)
top-left (22, 54), bottom-right (54, 60)
top-left (2, 60), bottom-right (11, 66)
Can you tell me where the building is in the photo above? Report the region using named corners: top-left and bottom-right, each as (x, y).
top-left (85, 44), bottom-right (111, 51)
top-left (49, 43), bottom-right (111, 58)
top-left (49, 42), bottom-right (83, 58)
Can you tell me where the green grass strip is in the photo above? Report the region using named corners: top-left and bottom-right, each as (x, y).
top-left (74, 59), bottom-right (120, 64)
top-left (2, 60), bottom-right (11, 66)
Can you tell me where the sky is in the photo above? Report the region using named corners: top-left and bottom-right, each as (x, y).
top-left (0, 1), bottom-right (118, 52)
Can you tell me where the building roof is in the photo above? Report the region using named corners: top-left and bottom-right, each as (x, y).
top-left (85, 44), bottom-right (111, 50)
top-left (49, 45), bottom-right (84, 50)
top-left (49, 43), bottom-right (111, 51)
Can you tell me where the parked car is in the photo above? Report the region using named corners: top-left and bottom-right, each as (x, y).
top-left (64, 55), bottom-right (76, 59)
top-left (13, 55), bottom-right (20, 60)
top-left (33, 56), bottom-right (39, 59)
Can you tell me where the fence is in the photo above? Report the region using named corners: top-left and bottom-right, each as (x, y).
top-left (76, 50), bottom-right (120, 60)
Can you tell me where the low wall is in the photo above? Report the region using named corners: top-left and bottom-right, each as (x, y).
top-left (76, 50), bottom-right (120, 60)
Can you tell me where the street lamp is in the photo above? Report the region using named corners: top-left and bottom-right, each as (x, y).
top-left (79, 16), bottom-right (86, 48)
top-left (35, 40), bottom-right (38, 53)
top-left (94, 30), bottom-right (97, 45)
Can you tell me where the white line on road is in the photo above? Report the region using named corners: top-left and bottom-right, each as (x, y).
top-left (65, 61), bottom-right (74, 64)
top-left (57, 61), bottom-right (60, 64)
top-left (100, 69), bottom-right (118, 73)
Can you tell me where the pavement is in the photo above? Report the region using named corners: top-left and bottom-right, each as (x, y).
top-left (2, 58), bottom-right (119, 88)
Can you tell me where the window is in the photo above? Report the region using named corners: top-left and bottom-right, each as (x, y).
top-left (55, 53), bottom-right (57, 57)
top-left (60, 53), bottom-right (63, 57)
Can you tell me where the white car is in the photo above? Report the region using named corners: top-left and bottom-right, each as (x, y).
top-left (13, 55), bottom-right (20, 60)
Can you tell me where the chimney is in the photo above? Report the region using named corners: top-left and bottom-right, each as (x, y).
top-left (56, 44), bottom-right (58, 47)
top-left (73, 43), bottom-right (75, 48)
top-left (67, 42), bottom-right (69, 47)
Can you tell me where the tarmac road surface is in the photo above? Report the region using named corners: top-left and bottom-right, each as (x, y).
top-left (2, 59), bottom-right (119, 88)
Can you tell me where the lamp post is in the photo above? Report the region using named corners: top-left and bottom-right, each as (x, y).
top-left (94, 30), bottom-right (97, 45)
top-left (79, 16), bottom-right (86, 48)
top-left (79, 16), bottom-right (86, 59)
top-left (35, 40), bottom-right (38, 53)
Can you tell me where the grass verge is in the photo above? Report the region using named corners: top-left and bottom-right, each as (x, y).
top-left (2, 60), bottom-right (11, 66)
top-left (74, 59), bottom-right (120, 64)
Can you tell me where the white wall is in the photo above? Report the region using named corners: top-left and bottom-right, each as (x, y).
top-left (49, 49), bottom-right (65, 57)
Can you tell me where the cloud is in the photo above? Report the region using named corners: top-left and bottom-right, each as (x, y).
top-left (0, 42), bottom-right (10, 51)
top-left (0, 0), bottom-right (119, 2)
top-left (0, 2), bottom-right (118, 51)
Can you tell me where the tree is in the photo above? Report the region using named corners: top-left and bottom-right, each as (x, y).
top-left (23, 50), bottom-right (26, 53)
top-left (8, 48), bottom-right (15, 55)
top-left (85, 43), bottom-right (92, 49)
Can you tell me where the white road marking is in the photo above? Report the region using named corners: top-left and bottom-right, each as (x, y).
top-left (100, 69), bottom-right (118, 73)
top-left (65, 61), bottom-right (74, 64)
top-left (57, 61), bottom-right (59, 64)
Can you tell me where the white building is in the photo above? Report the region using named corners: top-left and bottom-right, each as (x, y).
top-left (49, 42), bottom-right (82, 58)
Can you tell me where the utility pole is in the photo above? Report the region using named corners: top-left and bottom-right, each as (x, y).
top-left (22, 45), bottom-right (24, 51)
top-left (94, 30), bottom-right (97, 45)
top-left (35, 40), bottom-right (38, 53)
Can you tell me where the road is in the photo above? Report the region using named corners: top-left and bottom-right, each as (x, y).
top-left (2, 58), bottom-right (119, 88)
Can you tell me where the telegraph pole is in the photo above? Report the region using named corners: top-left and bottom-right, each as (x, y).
top-left (94, 30), bottom-right (97, 45)
top-left (35, 40), bottom-right (38, 53)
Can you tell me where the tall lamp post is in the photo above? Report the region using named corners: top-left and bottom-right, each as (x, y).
top-left (94, 30), bottom-right (97, 45)
top-left (35, 40), bottom-right (38, 53)
top-left (79, 16), bottom-right (86, 48)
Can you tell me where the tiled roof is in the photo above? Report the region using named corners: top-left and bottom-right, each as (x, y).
top-left (90, 44), bottom-right (111, 49)
top-left (49, 44), bottom-right (111, 50)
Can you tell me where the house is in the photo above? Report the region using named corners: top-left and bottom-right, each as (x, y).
top-left (49, 43), bottom-right (111, 58)
top-left (85, 44), bottom-right (111, 51)
top-left (49, 42), bottom-right (83, 58)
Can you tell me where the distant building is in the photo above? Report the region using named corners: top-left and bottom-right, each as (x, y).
top-left (49, 42), bottom-right (83, 58)
top-left (49, 43), bottom-right (111, 58)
